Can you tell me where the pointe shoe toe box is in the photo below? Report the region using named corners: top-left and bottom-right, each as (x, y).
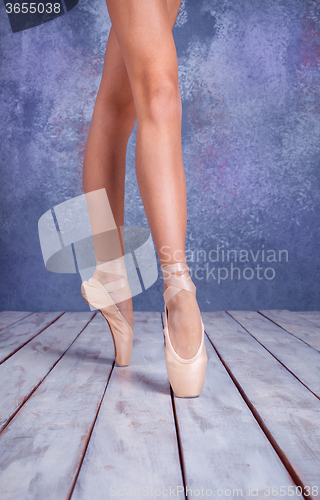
top-left (164, 325), bottom-right (207, 398)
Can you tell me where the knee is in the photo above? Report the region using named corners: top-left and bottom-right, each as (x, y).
top-left (138, 79), bottom-right (182, 123)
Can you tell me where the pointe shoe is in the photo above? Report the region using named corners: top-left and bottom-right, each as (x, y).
top-left (162, 262), bottom-right (207, 398)
top-left (81, 257), bottom-right (133, 366)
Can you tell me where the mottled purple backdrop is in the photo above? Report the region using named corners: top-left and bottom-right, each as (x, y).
top-left (0, 0), bottom-right (319, 311)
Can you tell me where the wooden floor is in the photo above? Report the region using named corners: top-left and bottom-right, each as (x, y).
top-left (0, 310), bottom-right (319, 500)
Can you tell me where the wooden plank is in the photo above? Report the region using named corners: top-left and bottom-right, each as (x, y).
top-left (72, 312), bottom-right (184, 500)
top-left (228, 310), bottom-right (320, 398)
top-left (295, 311), bottom-right (320, 329)
top-left (0, 312), bottom-right (32, 331)
top-left (202, 311), bottom-right (320, 495)
top-left (0, 314), bottom-right (114, 500)
top-left (0, 312), bottom-right (94, 433)
top-left (0, 312), bottom-right (62, 363)
top-left (173, 335), bottom-right (300, 497)
top-left (259, 310), bottom-right (320, 352)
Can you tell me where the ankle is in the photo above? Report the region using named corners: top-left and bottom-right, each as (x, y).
top-left (161, 262), bottom-right (190, 285)
top-left (162, 271), bottom-right (193, 293)
top-left (166, 289), bottom-right (198, 312)
top-left (95, 256), bottom-right (129, 284)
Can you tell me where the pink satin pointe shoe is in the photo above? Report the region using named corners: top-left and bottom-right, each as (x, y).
top-left (162, 262), bottom-right (207, 398)
top-left (81, 257), bottom-right (133, 367)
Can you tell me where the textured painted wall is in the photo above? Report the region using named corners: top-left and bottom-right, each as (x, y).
top-left (0, 0), bottom-right (319, 312)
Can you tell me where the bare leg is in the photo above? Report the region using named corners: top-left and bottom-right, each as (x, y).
top-left (84, 0), bottom-right (202, 358)
top-left (83, 0), bottom-right (182, 333)
top-left (104, 0), bottom-right (203, 358)
top-left (83, 25), bottom-right (137, 329)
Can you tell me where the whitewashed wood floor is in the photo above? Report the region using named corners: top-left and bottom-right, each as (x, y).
top-left (0, 310), bottom-right (319, 500)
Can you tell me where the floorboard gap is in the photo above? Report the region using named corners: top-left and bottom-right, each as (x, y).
top-left (161, 311), bottom-right (187, 499)
top-left (0, 312), bottom-right (34, 331)
top-left (257, 311), bottom-right (320, 354)
top-left (205, 327), bottom-right (312, 500)
top-left (226, 312), bottom-right (320, 402)
top-left (0, 312), bottom-right (65, 365)
top-left (170, 386), bottom-right (188, 500)
top-left (67, 359), bottom-right (116, 500)
top-left (0, 313), bottom-right (96, 436)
